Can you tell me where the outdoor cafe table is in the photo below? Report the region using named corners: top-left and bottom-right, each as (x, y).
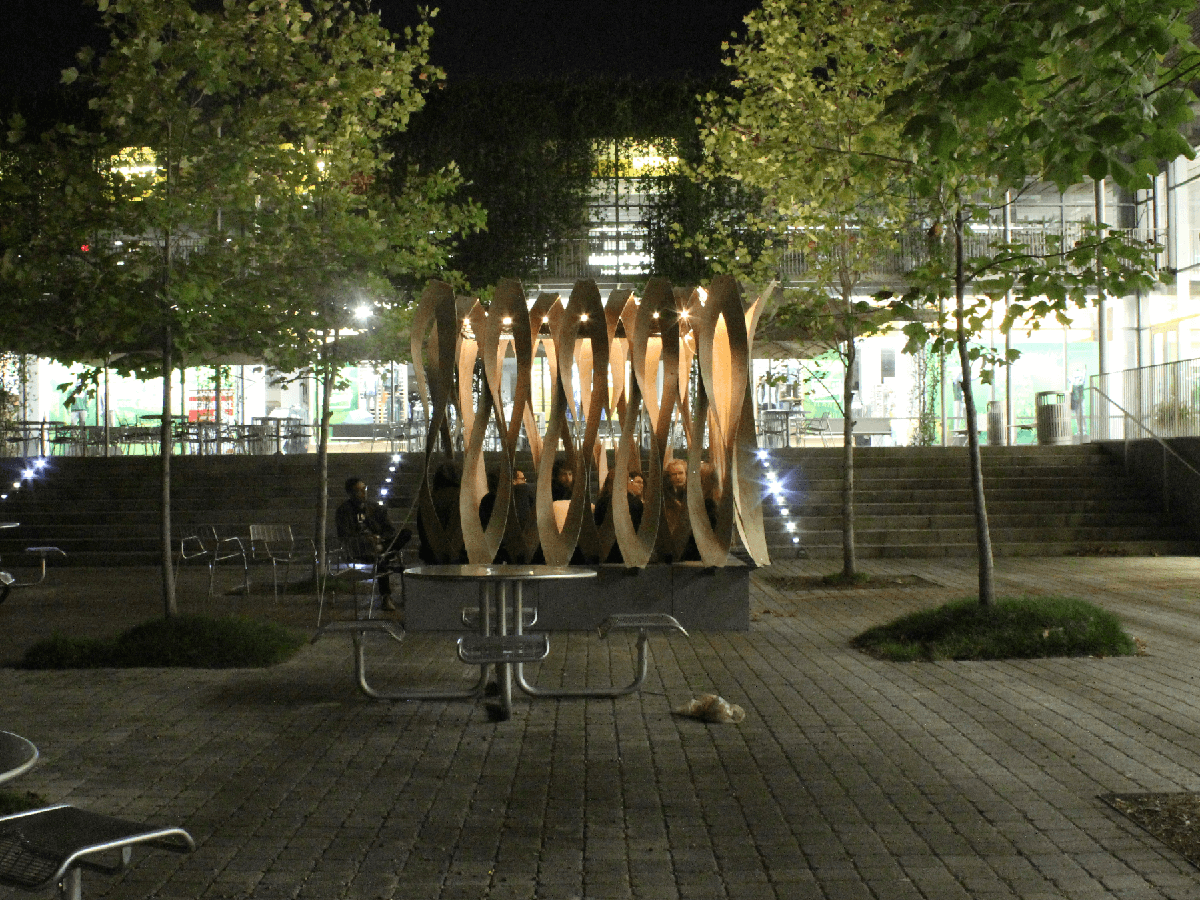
top-left (0, 731), bottom-right (37, 786)
top-left (404, 564), bottom-right (596, 719)
top-left (0, 522), bottom-right (17, 604)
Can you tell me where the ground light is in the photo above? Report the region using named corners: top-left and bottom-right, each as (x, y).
top-left (761, 454), bottom-right (799, 545)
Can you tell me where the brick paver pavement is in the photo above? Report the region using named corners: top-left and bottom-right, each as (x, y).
top-left (2, 556), bottom-right (1199, 899)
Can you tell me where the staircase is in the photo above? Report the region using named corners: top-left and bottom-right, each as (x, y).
top-left (0, 452), bottom-right (425, 567)
top-left (760, 444), bottom-right (1199, 560)
top-left (0, 444), bottom-right (1192, 566)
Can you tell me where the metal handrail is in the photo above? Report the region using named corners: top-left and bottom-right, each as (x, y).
top-left (1090, 383), bottom-right (1200, 516)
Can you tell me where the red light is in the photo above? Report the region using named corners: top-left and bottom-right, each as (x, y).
top-left (80, 244), bottom-right (90, 252)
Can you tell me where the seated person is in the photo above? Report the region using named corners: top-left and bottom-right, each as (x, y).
top-left (594, 470), bottom-right (645, 563)
top-left (418, 461), bottom-right (466, 564)
top-left (479, 469), bottom-right (537, 563)
top-left (335, 476), bottom-right (410, 611)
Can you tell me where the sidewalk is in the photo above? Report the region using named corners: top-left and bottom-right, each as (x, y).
top-left (2, 556), bottom-right (1200, 899)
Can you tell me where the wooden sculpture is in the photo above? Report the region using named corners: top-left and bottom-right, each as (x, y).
top-left (409, 275), bottom-right (772, 568)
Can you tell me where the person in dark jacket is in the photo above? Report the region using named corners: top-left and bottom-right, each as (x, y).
top-left (335, 476), bottom-right (410, 610)
top-left (418, 461), bottom-right (465, 564)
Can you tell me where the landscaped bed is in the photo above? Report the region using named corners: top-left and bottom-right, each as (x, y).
top-left (851, 596), bottom-right (1137, 662)
top-left (19, 615), bottom-right (305, 669)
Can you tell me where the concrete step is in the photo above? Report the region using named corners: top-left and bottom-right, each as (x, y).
top-left (0, 444), bottom-right (1189, 565)
top-left (765, 511), bottom-right (1165, 532)
top-left (783, 540), bottom-right (1199, 559)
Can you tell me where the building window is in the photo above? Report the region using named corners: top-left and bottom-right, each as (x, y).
top-left (881, 349), bottom-right (896, 379)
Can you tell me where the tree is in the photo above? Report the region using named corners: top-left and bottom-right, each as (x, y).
top-left (2, 0), bottom-right (480, 616)
top-left (698, 0), bottom-right (908, 579)
top-left (255, 151), bottom-right (480, 578)
top-left (886, 0), bottom-right (1199, 605)
top-left (392, 76), bottom-right (764, 291)
top-left (390, 78), bottom-right (596, 289)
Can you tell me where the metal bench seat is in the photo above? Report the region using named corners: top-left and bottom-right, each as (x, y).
top-left (457, 633), bottom-right (549, 666)
top-left (312, 618), bottom-right (490, 702)
top-left (18, 547), bottom-right (66, 587)
top-left (513, 613), bottom-right (689, 699)
top-left (0, 805), bottom-right (193, 900)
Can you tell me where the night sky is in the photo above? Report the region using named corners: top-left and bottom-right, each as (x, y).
top-left (1, 0), bottom-right (759, 98)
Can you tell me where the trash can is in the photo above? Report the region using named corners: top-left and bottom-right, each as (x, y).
top-left (1035, 391), bottom-right (1071, 445)
top-left (986, 400), bottom-right (1005, 446)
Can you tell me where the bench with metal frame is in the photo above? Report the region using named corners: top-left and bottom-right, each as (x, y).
top-left (0, 733), bottom-right (194, 900)
top-left (0, 547), bottom-right (66, 605)
top-left (10, 547), bottom-right (66, 588)
top-left (311, 619), bottom-right (490, 702)
top-left (512, 612), bottom-right (689, 699)
top-left (0, 805), bottom-right (194, 900)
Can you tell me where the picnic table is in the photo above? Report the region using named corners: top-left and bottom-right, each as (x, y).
top-left (315, 564), bottom-right (688, 721)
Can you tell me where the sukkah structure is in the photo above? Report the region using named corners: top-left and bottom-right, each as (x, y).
top-left (409, 274), bottom-right (773, 568)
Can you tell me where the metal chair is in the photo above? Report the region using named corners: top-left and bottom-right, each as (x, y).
top-left (48, 425), bottom-right (81, 457)
top-left (249, 524), bottom-right (316, 602)
top-left (175, 526), bottom-right (247, 601)
top-left (798, 412), bottom-right (831, 446)
top-left (760, 409), bottom-right (789, 448)
top-left (318, 538), bottom-right (381, 627)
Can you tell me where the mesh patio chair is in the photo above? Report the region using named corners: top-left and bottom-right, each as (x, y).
top-left (318, 537), bottom-right (383, 627)
top-left (760, 410), bottom-right (789, 448)
top-left (249, 524), bottom-right (316, 602)
top-left (798, 412), bottom-right (831, 446)
top-left (175, 526), bottom-right (247, 601)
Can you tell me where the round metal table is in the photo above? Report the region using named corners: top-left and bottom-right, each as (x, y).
top-left (0, 523), bottom-right (17, 604)
top-left (0, 731), bottom-right (37, 786)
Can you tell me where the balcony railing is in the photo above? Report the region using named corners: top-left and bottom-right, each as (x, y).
top-left (1090, 357), bottom-right (1200, 441)
top-left (540, 223), bottom-right (1160, 284)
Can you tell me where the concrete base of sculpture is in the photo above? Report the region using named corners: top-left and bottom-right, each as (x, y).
top-left (403, 563), bottom-right (750, 632)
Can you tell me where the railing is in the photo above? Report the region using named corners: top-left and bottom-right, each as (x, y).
top-left (540, 223), bottom-right (1161, 284)
top-left (1090, 358), bottom-right (1200, 441)
top-left (1089, 381), bottom-right (1200, 517)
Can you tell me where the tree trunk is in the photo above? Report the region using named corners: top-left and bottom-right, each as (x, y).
top-left (955, 211), bottom-right (995, 606)
top-left (314, 331), bottom-right (336, 575)
top-left (160, 329), bottom-right (177, 617)
top-left (841, 324), bottom-right (857, 580)
top-left (160, 130), bottom-right (177, 618)
top-left (214, 365), bottom-right (223, 456)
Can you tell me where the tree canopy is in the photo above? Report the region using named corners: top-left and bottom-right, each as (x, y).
top-left (887, 0), bottom-right (1199, 604)
top-left (1, 0), bottom-right (483, 615)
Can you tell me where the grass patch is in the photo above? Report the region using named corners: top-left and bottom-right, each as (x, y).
top-left (0, 789), bottom-right (46, 815)
top-left (21, 615), bottom-right (306, 669)
top-left (851, 596), bottom-right (1136, 662)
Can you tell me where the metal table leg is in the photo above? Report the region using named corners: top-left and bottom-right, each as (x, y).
top-left (493, 580), bottom-right (513, 721)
